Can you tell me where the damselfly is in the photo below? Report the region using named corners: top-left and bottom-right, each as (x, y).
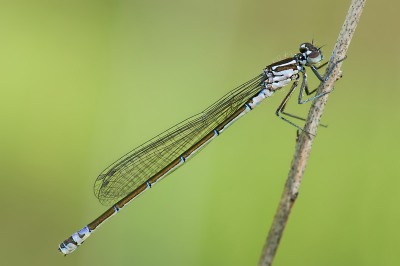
top-left (59, 42), bottom-right (342, 255)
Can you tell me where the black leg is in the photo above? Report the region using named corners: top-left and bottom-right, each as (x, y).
top-left (310, 65), bottom-right (325, 82)
top-left (298, 72), bottom-right (333, 104)
top-left (310, 56), bottom-right (347, 82)
top-left (275, 81), bottom-right (307, 132)
top-left (299, 56), bottom-right (347, 104)
top-left (275, 56), bottom-right (347, 132)
top-left (278, 74), bottom-right (327, 129)
top-left (316, 61), bottom-right (328, 69)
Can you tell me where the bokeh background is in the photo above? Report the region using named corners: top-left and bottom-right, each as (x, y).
top-left (1, 0), bottom-right (398, 265)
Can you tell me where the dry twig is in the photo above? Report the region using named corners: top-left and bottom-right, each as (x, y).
top-left (258, 0), bottom-right (366, 265)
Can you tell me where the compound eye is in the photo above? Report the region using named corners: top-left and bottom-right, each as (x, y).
top-left (299, 45), bottom-right (308, 53)
top-left (307, 49), bottom-right (323, 64)
top-left (299, 42), bottom-right (313, 53)
top-left (309, 50), bottom-right (321, 59)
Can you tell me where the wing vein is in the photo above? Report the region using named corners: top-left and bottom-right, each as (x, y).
top-left (94, 74), bottom-right (265, 205)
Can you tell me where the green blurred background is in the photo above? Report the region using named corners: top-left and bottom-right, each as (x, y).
top-left (1, 0), bottom-right (399, 265)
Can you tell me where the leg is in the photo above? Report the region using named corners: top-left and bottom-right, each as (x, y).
top-left (275, 81), bottom-right (307, 132)
top-left (279, 74), bottom-right (327, 128)
top-left (298, 72), bottom-right (332, 104)
top-left (310, 56), bottom-right (347, 82)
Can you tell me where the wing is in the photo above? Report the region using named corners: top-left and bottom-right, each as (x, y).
top-left (94, 74), bottom-right (265, 205)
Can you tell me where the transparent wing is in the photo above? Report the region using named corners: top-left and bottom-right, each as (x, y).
top-left (94, 74), bottom-right (265, 205)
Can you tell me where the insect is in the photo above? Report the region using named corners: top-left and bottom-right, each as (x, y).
top-left (59, 42), bottom-right (343, 255)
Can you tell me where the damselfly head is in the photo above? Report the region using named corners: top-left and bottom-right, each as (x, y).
top-left (299, 42), bottom-right (323, 65)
